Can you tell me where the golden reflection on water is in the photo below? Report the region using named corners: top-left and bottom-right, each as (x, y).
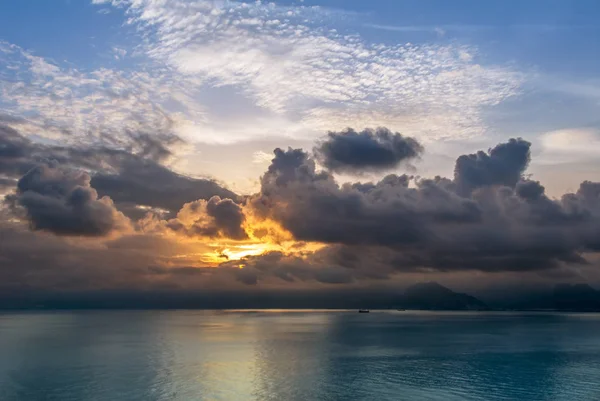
top-left (160, 311), bottom-right (334, 400)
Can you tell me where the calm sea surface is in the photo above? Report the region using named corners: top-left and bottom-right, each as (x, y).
top-left (1, 310), bottom-right (600, 400)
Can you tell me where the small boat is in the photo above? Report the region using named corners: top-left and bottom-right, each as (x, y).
top-left (358, 309), bottom-right (370, 313)
top-left (396, 309), bottom-right (406, 311)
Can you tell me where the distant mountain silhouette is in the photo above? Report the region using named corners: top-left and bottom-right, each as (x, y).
top-left (398, 282), bottom-right (488, 310)
top-left (551, 284), bottom-right (600, 310)
top-left (501, 283), bottom-right (600, 311)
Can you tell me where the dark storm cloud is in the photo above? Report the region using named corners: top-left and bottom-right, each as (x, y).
top-left (0, 225), bottom-right (184, 295)
top-left (515, 179), bottom-right (545, 201)
top-left (44, 134), bottom-right (238, 217)
top-left (0, 124), bottom-right (38, 177)
top-left (217, 250), bottom-right (357, 285)
top-left (577, 181), bottom-right (600, 208)
top-left (314, 127), bottom-right (423, 173)
top-left (253, 146), bottom-right (480, 246)
top-left (454, 138), bottom-right (531, 195)
top-left (0, 223), bottom-right (273, 304)
top-left (89, 155), bottom-right (237, 218)
top-left (11, 164), bottom-right (129, 236)
top-left (252, 138), bottom-right (600, 273)
top-left (0, 125), bottom-right (237, 218)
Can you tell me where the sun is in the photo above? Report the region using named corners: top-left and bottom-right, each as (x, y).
top-left (167, 214), bottom-right (325, 267)
top-left (220, 243), bottom-right (274, 260)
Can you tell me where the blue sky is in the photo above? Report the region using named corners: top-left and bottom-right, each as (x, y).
top-left (4, 0), bottom-right (599, 73)
top-left (1, 0), bottom-right (600, 195)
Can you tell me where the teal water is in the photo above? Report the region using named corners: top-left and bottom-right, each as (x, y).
top-left (1, 310), bottom-right (600, 400)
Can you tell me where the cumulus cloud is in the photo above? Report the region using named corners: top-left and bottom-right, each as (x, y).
top-left (314, 127), bottom-right (423, 173)
top-left (0, 124), bottom-right (38, 177)
top-left (0, 124), bottom-right (237, 219)
top-left (454, 138), bottom-right (531, 195)
top-left (249, 137), bottom-right (600, 275)
top-left (164, 196), bottom-right (248, 240)
top-left (252, 146), bottom-right (480, 246)
top-left (11, 164), bottom-right (130, 236)
top-left (89, 154), bottom-right (237, 219)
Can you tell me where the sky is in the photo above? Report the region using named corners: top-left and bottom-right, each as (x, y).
top-left (1, 0), bottom-right (600, 306)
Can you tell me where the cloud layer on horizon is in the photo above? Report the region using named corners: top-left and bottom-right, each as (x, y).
top-left (1, 121), bottom-right (600, 298)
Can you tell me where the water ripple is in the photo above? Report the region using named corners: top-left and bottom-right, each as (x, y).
top-left (0, 311), bottom-right (600, 400)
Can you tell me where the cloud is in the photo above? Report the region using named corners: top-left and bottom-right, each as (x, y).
top-left (0, 124), bottom-right (238, 219)
top-left (90, 0), bottom-right (523, 141)
top-left (217, 250), bottom-right (358, 285)
top-left (112, 46), bottom-right (127, 60)
top-left (252, 146), bottom-right (480, 247)
top-left (0, 133), bottom-right (599, 302)
top-left (0, 124), bottom-right (37, 177)
top-left (2, 113), bottom-right (600, 294)
top-left (539, 128), bottom-right (600, 163)
top-left (11, 164), bottom-right (130, 236)
top-left (454, 138), bottom-right (531, 195)
top-left (205, 196), bottom-right (247, 239)
top-left (87, 146), bottom-right (238, 218)
top-left (0, 177), bottom-right (17, 192)
top-left (164, 196), bottom-right (248, 240)
top-left (0, 0), bottom-right (527, 165)
top-left (252, 151), bottom-right (273, 164)
top-left (249, 137), bottom-right (600, 274)
top-left (314, 127), bottom-right (423, 173)
top-left (363, 23), bottom-right (581, 34)
top-left (0, 224), bottom-right (211, 296)
top-left (0, 41), bottom-right (205, 146)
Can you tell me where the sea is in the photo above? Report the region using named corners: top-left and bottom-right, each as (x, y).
top-left (1, 310), bottom-right (599, 401)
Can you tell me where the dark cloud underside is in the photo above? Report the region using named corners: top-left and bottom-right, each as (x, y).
top-left (12, 164), bottom-right (128, 236)
top-left (0, 124), bottom-right (237, 219)
top-left (253, 136), bottom-right (600, 274)
top-left (314, 127), bottom-right (423, 173)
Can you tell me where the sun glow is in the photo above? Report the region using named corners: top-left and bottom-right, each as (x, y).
top-left (197, 216), bottom-right (326, 265)
top-left (146, 205), bottom-right (325, 268)
top-left (200, 239), bottom-right (325, 265)
top-left (211, 243), bottom-right (275, 262)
